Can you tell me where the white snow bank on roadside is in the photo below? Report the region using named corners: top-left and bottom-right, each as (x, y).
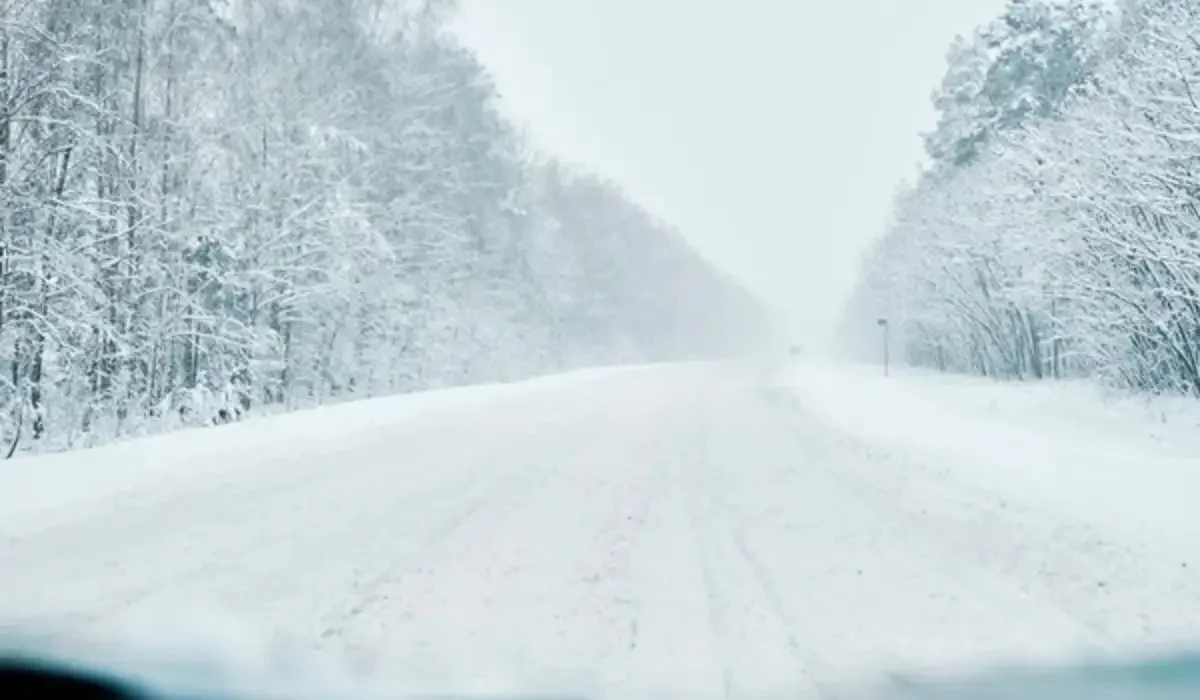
top-left (782, 361), bottom-right (1200, 564)
top-left (0, 364), bottom-right (656, 535)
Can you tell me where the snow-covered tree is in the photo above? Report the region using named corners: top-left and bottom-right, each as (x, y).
top-left (844, 0), bottom-right (1200, 395)
top-left (0, 0), bottom-right (771, 455)
top-left (925, 0), bottom-right (1108, 169)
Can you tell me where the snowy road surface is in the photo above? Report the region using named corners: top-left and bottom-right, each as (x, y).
top-left (3, 362), bottom-right (1200, 698)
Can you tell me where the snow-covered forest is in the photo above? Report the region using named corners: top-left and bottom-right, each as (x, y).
top-left (842, 0), bottom-right (1200, 395)
top-left (0, 0), bottom-right (768, 454)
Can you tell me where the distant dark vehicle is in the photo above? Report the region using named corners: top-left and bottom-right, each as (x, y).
top-left (789, 344), bottom-right (803, 356)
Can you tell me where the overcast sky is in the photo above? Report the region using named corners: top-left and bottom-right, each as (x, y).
top-left (453, 0), bottom-right (1006, 337)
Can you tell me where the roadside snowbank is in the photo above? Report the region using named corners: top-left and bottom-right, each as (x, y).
top-left (0, 364), bottom-right (655, 538)
top-left (782, 361), bottom-right (1200, 566)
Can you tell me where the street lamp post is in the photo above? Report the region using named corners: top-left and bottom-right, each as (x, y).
top-left (877, 317), bottom-right (889, 377)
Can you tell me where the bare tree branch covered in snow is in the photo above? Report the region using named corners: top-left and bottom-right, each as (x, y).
top-left (842, 0), bottom-right (1200, 396)
top-left (0, 0), bottom-right (769, 454)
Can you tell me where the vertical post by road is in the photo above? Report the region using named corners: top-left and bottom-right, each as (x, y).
top-left (877, 317), bottom-right (889, 377)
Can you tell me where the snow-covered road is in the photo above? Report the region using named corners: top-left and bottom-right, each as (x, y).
top-left (3, 362), bottom-right (1200, 698)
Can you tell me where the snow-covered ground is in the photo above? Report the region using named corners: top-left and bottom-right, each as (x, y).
top-left (783, 361), bottom-right (1200, 574)
top-left (2, 361), bottom-right (1200, 699)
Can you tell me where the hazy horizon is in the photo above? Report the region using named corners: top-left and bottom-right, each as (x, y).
top-left (453, 0), bottom-right (1007, 339)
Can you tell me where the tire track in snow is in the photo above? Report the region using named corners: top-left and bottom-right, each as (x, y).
top-left (1, 397), bottom-right (594, 642)
top-left (680, 472), bottom-right (736, 700)
top-left (314, 464), bottom-right (530, 642)
top-left (680, 374), bottom-right (833, 699)
top-left (302, 387), bottom-right (682, 688)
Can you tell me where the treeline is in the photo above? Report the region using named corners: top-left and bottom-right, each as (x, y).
top-left (843, 0), bottom-right (1200, 395)
top-left (0, 0), bottom-right (768, 453)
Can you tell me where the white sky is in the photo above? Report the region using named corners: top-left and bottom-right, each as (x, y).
top-left (452, 0), bottom-right (1006, 337)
